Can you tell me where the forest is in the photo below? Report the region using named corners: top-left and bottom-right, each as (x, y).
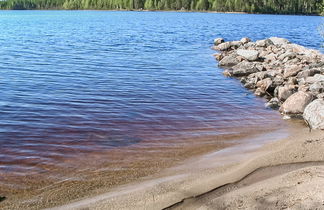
top-left (0, 0), bottom-right (323, 15)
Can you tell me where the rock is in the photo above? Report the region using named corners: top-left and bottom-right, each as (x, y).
top-left (269, 37), bottom-right (290, 45)
top-left (278, 85), bottom-right (294, 101)
top-left (240, 37), bottom-right (250, 44)
top-left (232, 61), bottom-right (260, 77)
top-left (214, 38), bottom-right (224, 46)
top-left (236, 49), bottom-right (259, 61)
top-left (254, 88), bottom-right (265, 96)
top-left (215, 42), bottom-right (231, 51)
top-left (279, 91), bottom-right (313, 115)
top-left (223, 69), bottom-right (232, 77)
top-left (283, 65), bottom-right (303, 78)
top-left (303, 99), bottom-right (324, 129)
top-left (278, 52), bottom-right (297, 61)
top-left (230, 41), bottom-right (242, 49)
top-left (219, 55), bottom-right (240, 67)
top-left (310, 81), bottom-right (324, 95)
top-left (265, 97), bottom-right (280, 109)
top-left (213, 53), bottom-right (223, 61)
top-left (287, 77), bottom-right (298, 85)
top-left (256, 78), bottom-right (273, 93)
top-left (255, 39), bottom-right (273, 47)
top-left (297, 69), bottom-right (320, 78)
top-left (317, 93), bottom-right (324, 99)
top-left (305, 74), bottom-right (324, 84)
top-left (272, 75), bottom-right (285, 87)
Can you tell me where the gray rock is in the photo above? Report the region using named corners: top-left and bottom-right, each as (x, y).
top-left (214, 38), bottom-right (224, 46)
top-left (272, 75), bottom-right (285, 87)
top-left (283, 65), bottom-right (303, 78)
top-left (232, 61), bottom-right (260, 77)
top-left (265, 97), bottom-right (280, 109)
top-left (255, 39), bottom-right (273, 47)
top-left (256, 78), bottom-right (273, 93)
top-left (278, 52), bottom-right (297, 61)
top-left (240, 37), bottom-right (251, 44)
top-left (269, 37), bottom-right (290, 45)
top-left (219, 55), bottom-right (240, 67)
top-left (237, 49), bottom-right (259, 61)
top-left (279, 91), bottom-right (313, 115)
top-left (214, 42), bottom-right (231, 51)
top-left (230, 41), bottom-right (242, 49)
top-left (303, 99), bottom-right (324, 130)
top-left (310, 81), bottom-right (324, 95)
top-left (297, 69), bottom-right (320, 78)
top-left (213, 53), bottom-right (223, 61)
top-left (305, 74), bottom-right (324, 84)
top-left (278, 85), bottom-right (294, 101)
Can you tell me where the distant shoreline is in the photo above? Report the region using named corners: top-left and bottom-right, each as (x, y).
top-left (0, 9), bottom-right (321, 16)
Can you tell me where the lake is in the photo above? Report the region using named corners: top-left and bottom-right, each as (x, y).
top-left (0, 11), bottom-right (322, 208)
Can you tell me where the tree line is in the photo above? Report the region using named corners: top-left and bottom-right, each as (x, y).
top-left (0, 0), bottom-right (323, 15)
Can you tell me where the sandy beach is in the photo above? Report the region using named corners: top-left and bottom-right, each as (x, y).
top-left (42, 121), bottom-right (323, 210)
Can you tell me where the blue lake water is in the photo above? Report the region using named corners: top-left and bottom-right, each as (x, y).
top-left (0, 11), bottom-right (322, 193)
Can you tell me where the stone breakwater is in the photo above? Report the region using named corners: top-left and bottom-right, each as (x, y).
top-left (212, 37), bottom-right (324, 130)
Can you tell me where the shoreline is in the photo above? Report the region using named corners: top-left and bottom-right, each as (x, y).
top-left (0, 9), bottom-right (321, 16)
top-left (0, 123), bottom-right (284, 209)
top-left (47, 121), bottom-right (324, 209)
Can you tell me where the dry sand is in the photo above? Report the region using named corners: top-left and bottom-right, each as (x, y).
top-left (45, 122), bottom-right (324, 210)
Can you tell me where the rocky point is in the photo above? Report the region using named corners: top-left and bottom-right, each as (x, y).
top-left (212, 37), bottom-right (324, 130)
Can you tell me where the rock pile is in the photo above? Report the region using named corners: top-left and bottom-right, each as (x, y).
top-left (212, 37), bottom-right (324, 130)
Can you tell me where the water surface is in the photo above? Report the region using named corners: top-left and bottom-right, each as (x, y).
top-left (0, 11), bottom-right (322, 208)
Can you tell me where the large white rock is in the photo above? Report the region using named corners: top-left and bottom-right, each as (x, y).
top-left (269, 37), bottom-right (290, 45)
top-left (279, 91), bottom-right (313, 115)
top-left (303, 99), bottom-right (324, 130)
top-left (237, 49), bottom-right (259, 61)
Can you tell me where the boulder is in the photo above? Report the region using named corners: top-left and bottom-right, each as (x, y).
top-left (230, 41), bottom-right (242, 49)
top-left (240, 37), bottom-right (250, 44)
top-left (279, 91), bottom-right (313, 115)
top-left (297, 69), bottom-right (320, 78)
top-left (303, 99), bottom-right (324, 130)
top-left (232, 61), bottom-right (260, 77)
top-left (269, 37), bottom-right (290, 45)
top-left (278, 85), bottom-right (294, 101)
top-left (309, 81), bottom-right (324, 95)
top-left (305, 74), bottom-right (324, 84)
top-left (214, 42), bottom-right (231, 51)
top-left (256, 78), bottom-right (273, 93)
top-left (283, 65), bottom-right (303, 78)
top-left (213, 53), bottom-right (223, 61)
top-left (219, 55), bottom-right (240, 67)
top-left (214, 38), bottom-right (224, 46)
top-left (278, 52), bottom-right (297, 61)
top-left (237, 49), bottom-right (259, 61)
top-left (265, 97), bottom-right (280, 109)
top-left (255, 39), bottom-right (273, 47)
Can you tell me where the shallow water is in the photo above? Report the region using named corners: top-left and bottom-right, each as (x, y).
top-left (0, 11), bottom-right (322, 206)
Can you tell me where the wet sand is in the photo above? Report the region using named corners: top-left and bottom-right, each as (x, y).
top-left (45, 122), bottom-right (323, 210)
top-left (0, 124), bottom-right (282, 210)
